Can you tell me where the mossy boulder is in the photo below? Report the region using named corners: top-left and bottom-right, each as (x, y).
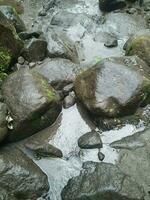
top-left (0, 11), bottom-right (23, 72)
top-left (2, 69), bottom-right (62, 142)
top-left (0, 5), bottom-right (26, 33)
top-left (125, 32), bottom-right (150, 67)
top-left (75, 56), bottom-right (150, 118)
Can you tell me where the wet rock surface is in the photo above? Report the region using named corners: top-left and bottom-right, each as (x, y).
top-left (61, 161), bottom-right (145, 200)
top-left (0, 0), bottom-right (150, 200)
top-left (75, 56), bottom-right (150, 117)
top-left (99, 0), bottom-right (126, 12)
top-left (21, 38), bottom-right (48, 62)
top-left (25, 141), bottom-right (63, 159)
top-left (2, 69), bottom-right (62, 142)
top-left (125, 31), bottom-right (150, 66)
top-left (0, 5), bottom-right (26, 33)
top-left (0, 102), bottom-right (8, 143)
top-left (33, 58), bottom-right (79, 90)
top-left (0, 146), bottom-right (49, 200)
top-left (78, 130), bottom-right (102, 149)
top-left (0, 11), bottom-right (23, 71)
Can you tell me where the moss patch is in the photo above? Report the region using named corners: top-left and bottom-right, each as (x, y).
top-left (41, 79), bottom-right (58, 101)
top-left (0, 47), bottom-right (12, 72)
top-left (126, 36), bottom-right (150, 53)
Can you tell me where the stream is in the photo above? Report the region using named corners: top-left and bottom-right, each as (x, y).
top-left (13, 0), bottom-right (150, 199)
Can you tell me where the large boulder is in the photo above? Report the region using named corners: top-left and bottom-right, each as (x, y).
top-left (46, 28), bottom-right (79, 64)
top-left (0, 11), bottom-right (23, 72)
top-left (61, 161), bottom-right (145, 200)
top-left (75, 56), bottom-right (150, 118)
top-left (125, 31), bottom-right (150, 67)
top-left (2, 69), bottom-right (62, 142)
top-left (0, 102), bottom-right (8, 143)
top-left (99, 0), bottom-right (126, 12)
top-left (0, 6), bottom-right (26, 33)
top-left (0, 146), bottom-right (49, 199)
top-left (33, 58), bottom-right (79, 90)
top-left (21, 38), bottom-right (47, 62)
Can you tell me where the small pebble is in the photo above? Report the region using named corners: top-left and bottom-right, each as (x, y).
top-left (63, 83), bottom-right (74, 96)
top-left (18, 56), bottom-right (25, 65)
top-left (98, 151), bottom-right (105, 161)
top-left (63, 92), bottom-right (76, 109)
top-left (29, 62), bottom-right (36, 68)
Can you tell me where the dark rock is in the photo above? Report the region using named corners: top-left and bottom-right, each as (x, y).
top-left (29, 62), bottom-right (36, 68)
top-left (126, 7), bottom-right (137, 14)
top-left (21, 38), bottom-right (47, 62)
top-left (63, 92), bottom-right (76, 109)
top-left (18, 31), bottom-right (41, 40)
top-left (61, 161), bottom-right (145, 200)
top-left (98, 151), bottom-right (105, 161)
top-left (17, 56), bottom-right (25, 65)
top-left (0, 102), bottom-right (8, 143)
top-left (125, 31), bottom-right (150, 66)
top-left (99, 0), bottom-right (126, 12)
top-left (33, 58), bottom-right (78, 90)
top-left (104, 36), bottom-right (118, 48)
top-left (2, 69), bottom-right (62, 142)
top-left (0, 5), bottom-right (26, 33)
top-left (0, 11), bottom-right (23, 72)
top-left (46, 28), bottom-right (79, 64)
top-left (63, 83), bottom-right (74, 96)
top-left (0, 146), bottom-right (49, 199)
top-left (25, 141), bottom-right (63, 158)
top-left (75, 56), bottom-right (150, 118)
top-left (78, 130), bottom-right (102, 149)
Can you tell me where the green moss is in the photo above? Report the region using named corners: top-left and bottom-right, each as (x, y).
top-left (126, 36), bottom-right (150, 55)
top-left (94, 56), bottom-right (102, 64)
top-left (0, 47), bottom-right (12, 72)
top-left (41, 79), bottom-right (58, 101)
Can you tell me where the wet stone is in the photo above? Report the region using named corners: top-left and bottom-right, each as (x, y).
top-left (0, 146), bottom-right (49, 199)
top-left (18, 31), bottom-right (41, 40)
top-left (78, 130), bottom-right (102, 149)
top-left (62, 83), bottom-right (74, 96)
top-left (110, 132), bottom-right (146, 150)
top-left (104, 38), bottom-right (118, 48)
top-left (63, 92), bottom-right (76, 109)
top-left (61, 161), bottom-right (145, 200)
top-left (25, 141), bottom-right (63, 159)
top-left (98, 151), bottom-right (105, 161)
top-left (17, 56), bottom-right (25, 65)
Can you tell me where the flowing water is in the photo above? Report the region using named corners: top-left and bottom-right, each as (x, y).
top-left (17, 0), bottom-right (150, 199)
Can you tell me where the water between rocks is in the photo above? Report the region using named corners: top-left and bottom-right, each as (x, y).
top-left (16, 0), bottom-right (150, 199)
